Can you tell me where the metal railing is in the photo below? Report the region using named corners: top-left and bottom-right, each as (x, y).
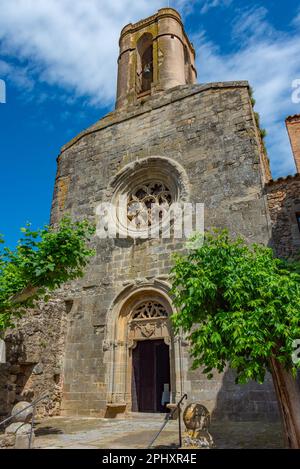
top-left (147, 394), bottom-right (188, 449)
top-left (0, 393), bottom-right (49, 449)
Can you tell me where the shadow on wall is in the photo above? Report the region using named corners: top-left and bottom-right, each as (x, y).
top-left (211, 367), bottom-right (280, 423)
top-left (0, 331), bottom-right (35, 418)
top-left (266, 177), bottom-right (300, 261)
top-left (0, 364), bottom-right (10, 417)
top-left (35, 426), bottom-right (64, 437)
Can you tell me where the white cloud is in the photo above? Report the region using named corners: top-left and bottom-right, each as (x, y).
top-left (200, 0), bottom-right (233, 14)
top-left (0, 1), bottom-right (209, 105)
top-left (292, 8), bottom-right (300, 27)
top-left (0, 0), bottom-right (213, 104)
top-left (0, 59), bottom-right (34, 94)
top-left (0, 1), bottom-right (299, 177)
top-left (231, 6), bottom-right (273, 40)
top-left (193, 9), bottom-right (300, 177)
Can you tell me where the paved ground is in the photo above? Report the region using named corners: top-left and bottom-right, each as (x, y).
top-left (33, 416), bottom-right (285, 449)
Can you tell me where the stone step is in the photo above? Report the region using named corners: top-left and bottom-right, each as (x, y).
top-left (128, 412), bottom-right (170, 420)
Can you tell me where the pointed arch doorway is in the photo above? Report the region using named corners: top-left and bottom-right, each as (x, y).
top-left (132, 339), bottom-right (170, 412)
top-left (104, 283), bottom-right (187, 415)
top-left (130, 301), bottom-right (171, 413)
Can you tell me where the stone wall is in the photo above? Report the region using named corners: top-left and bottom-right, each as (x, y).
top-left (0, 299), bottom-right (68, 418)
top-left (267, 175), bottom-right (300, 260)
top-left (286, 115), bottom-right (300, 173)
top-left (1, 81), bottom-right (280, 422)
top-left (47, 81), bottom-right (278, 420)
top-left (0, 365), bottom-right (10, 418)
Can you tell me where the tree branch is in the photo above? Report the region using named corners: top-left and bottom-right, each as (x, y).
top-left (10, 285), bottom-right (39, 304)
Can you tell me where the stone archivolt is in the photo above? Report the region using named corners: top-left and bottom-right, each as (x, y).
top-left (131, 301), bottom-right (168, 320)
top-left (103, 281), bottom-right (188, 409)
top-left (127, 182), bottom-right (172, 229)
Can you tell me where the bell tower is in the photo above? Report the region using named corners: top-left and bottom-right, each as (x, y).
top-left (116, 7), bottom-right (197, 110)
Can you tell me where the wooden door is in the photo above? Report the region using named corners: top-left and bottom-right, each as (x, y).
top-left (132, 339), bottom-right (170, 412)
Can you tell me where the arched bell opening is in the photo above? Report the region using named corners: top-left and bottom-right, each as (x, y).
top-left (184, 45), bottom-right (192, 85)
top-left (136, 33), bottom-right (153, 94)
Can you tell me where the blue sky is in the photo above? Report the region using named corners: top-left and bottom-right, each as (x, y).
top-left (0, 0), bottom-right (300, 248)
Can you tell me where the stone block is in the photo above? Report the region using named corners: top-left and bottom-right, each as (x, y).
top-left (11, 402), bottom-right (33, 423)
top-left (0, 433), bottom-right (15, 449)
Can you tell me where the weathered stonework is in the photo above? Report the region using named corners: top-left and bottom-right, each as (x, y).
top-left (0, 300), bottom-right (68, 419)
top-left (43, 79), bottom-right (279, 420)
top-left (1, 8), bottom-right (288, 425)
top-left (286, 115), bottom-right (300, 173)
top-left (266, 114), bottom-right (300, 261)
top-left (1, 79), bottom-right (280, 421)
top-left (267, 175), bottom-right (300, 259)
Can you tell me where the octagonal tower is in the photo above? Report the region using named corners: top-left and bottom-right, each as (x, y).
top-left (116, 8), bottom-right (197, 109)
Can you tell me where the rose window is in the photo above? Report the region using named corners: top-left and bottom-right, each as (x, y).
top-left (110, 156), bottom-right (189, 238)
top-left (127, 182), bottom-right (172, 228)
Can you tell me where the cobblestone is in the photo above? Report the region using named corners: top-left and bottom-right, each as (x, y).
top-left (33, 417), bottom-right (285, 449)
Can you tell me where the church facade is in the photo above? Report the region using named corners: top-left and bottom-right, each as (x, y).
top-left (1, 8), bottom-right (300, 422)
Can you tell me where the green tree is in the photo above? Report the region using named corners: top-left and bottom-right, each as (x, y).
top-left (0, 217), bottom-right (95, 331)
top-left (171, 230), bottom-right (300, 448)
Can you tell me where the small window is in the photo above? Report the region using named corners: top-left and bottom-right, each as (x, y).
top-left (141, 44), bottom-right (153, 92)
top-left (296, 213), bottom-right (300, 232)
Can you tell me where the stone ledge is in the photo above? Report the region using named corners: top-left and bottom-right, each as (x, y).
top-left (266, 173), bottom-right (300, 187)
top-left (106, 403), bottom-right (127, 408)
top-left (105, 403), bottom-right (127, 419)
top-left (120, 8), bottom-right (182, 39)
top-left (59, 81), bottom-right (250, 157)
top-left (0, 433), bottom-right (15, 449)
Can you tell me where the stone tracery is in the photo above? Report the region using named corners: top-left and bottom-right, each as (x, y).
top-left (127, 182), bottom-right (172, 228)
top-left (109, 156), bottom-right (190, 239)
top-left (131, 301), bottom-right (169, 320)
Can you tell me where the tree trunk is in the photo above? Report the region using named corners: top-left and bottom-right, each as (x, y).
top-left (269, 356), bottom-right (300, 448)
